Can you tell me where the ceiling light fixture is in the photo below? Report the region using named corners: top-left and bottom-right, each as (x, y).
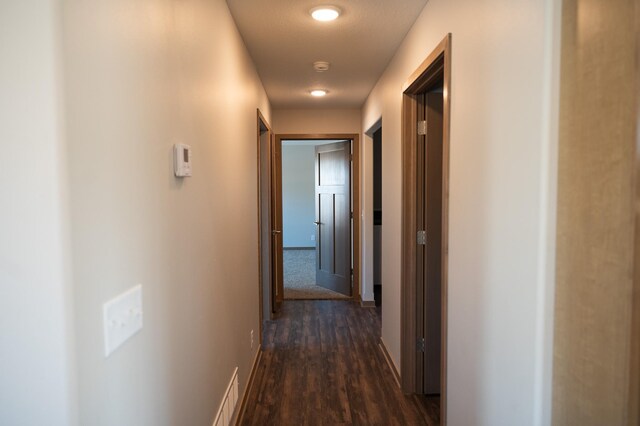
top-left (313, 61), bottom-right (331, 72)
top-left (310, 6), bottom-right (341, 22)
top-left (310, 89), bottom-right (328, 97)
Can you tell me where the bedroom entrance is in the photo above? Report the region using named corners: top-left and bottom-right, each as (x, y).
top-left (276, 134), bottom-right (361, 302)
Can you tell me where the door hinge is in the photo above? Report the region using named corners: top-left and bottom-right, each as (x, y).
top-left (417, 337), bottom-right (425, 352)
top-left (417, 230), bottom-right (426, 245)
top-left (350, 211), bottom-right (353, 219)
top-left (417, 120), bottom-right (427, 136)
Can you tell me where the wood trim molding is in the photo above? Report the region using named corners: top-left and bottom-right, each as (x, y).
top-left (631, 159), bottom-right (640, 424)
top-left (361, 300), bottom-right (376, 308)
top-left (353, 133), bottom-right (361, 303)
top-left (275, 133), bottom-right (361, 301)
top-left (400, 34), bottom-right (451, 425)
top-left (401, 92), bottom-right (419, 392)
top-left (234, 349), bottom-right (263, 426)
top-left (629, 3), bottom-right (640, 422)
top-left (379, 339), bottom-right (401, 389)
top-left (256, 109), bottom-right (272, 342)
top-left (403, 36), bottom-right (450, 93)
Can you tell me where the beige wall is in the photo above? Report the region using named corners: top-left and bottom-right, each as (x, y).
top-left (362, 0), bottom-right (560, 424)
top-left (272, 108), bottom-right (361, 134)
top-left (0, 2), bottom-right (77, 425)
top-left (0, 0), bottom-right (269, 424)
top-left (62, 1), bottom-right (270, 423)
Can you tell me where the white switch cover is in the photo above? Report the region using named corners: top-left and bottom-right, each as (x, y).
top-left (103, 285), bottom-right (143, 357)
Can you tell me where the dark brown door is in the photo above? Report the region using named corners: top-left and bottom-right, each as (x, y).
top-left (271, 134), bottom-right (283, 311)
top-left (417, 92), bottom-right (443, 395)
top-left (315, 141), bottom-right (351, 296)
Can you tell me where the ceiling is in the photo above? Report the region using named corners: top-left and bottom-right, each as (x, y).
top-left (226, 0), bottom-right (428, 108)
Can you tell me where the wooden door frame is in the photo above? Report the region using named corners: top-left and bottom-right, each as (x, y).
top-left (275, 133), bottom-right (361, 302)
top-left (629, 2), bottom-right (640, 420)
top-left (400, 34), bottom-right (451, 423)
top-left (256, 109), bottom-right (273, 343)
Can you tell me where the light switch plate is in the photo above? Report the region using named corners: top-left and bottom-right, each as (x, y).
top-left (103, 284), bottom-right (143, 357)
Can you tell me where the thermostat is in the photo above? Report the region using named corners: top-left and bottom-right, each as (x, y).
top-left (173, 143), bottom-right (192, 177)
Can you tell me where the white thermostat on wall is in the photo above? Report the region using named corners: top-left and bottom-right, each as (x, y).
top-left (173, 143), bottom-right (192, 177)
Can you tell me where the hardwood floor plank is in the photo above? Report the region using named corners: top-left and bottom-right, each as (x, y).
top-left (240, 300), bottom-right (437, 425)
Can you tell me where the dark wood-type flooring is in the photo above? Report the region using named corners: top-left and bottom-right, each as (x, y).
top-left (240, 300), bottom-right (439, 425)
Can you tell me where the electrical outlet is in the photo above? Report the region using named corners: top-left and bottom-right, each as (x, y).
top-left (311, 234), bottom-right (315, 241)
top-left (250, 330), bottom-right (254, 349)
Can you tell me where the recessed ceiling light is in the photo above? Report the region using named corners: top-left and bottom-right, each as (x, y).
top-left (310, 6), bottom-right (341, 22)
top-left (310, 89), bottom-right (328, 97)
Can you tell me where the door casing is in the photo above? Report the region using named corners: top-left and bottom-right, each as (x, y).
top-left (400, 34), bottom-right (451, 424)
top-left (256, 110), bottom-right (274, 340)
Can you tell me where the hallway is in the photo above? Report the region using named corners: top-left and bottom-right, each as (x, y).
top-left (240, 301), bottom-right (438, 425)
top-left (3, 0), bottom-right (639, 424)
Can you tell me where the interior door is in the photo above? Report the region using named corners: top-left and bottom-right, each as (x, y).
top-left (271, 134), bottom-right (283, 311)
top-left (419, 92), bottom-right (443, 395)
top-left (315, 141), bottom-right (351, 296)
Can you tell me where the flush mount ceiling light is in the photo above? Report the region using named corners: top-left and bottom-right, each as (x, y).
top-left (313, 61), bottom-right (331, 72)
top-left (310, 6), bottom-right (341, 22)
top-left (310, 89), bottom-right (328, 97)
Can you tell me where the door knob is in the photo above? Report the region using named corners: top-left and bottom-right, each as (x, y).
top-left (272, 230), bottom-right (281, 235)
top-left (313, 221), bottom-right (321, 225)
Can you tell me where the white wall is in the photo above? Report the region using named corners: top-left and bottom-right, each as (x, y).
top-left (61, 1), bottom-right (270, 424)
top-left (362, 0), bottom-right (560, 424)
top-left (2, 0), bottom-right (270, 425)
top-left (0, 2), bottom-right (77, 425)
top-left (282, 145), bottom-right (316, 248)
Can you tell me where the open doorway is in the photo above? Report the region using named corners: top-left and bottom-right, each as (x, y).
top-left (372, 126), bottom-right (382, 307)
top-left (273, 134), bottom-right (361, 303)
top-left (400, 35), bottom-right (451, 424)
top-left (281, 139), bottom-right (350, 299)
top-left (256, 110), bottom-right (276, 332)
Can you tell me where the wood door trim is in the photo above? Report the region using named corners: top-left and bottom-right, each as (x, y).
top-left (400, 34), bottom-right (451, 425)
top-left (631, 144), bottom-right (640, 424)
top-left (256, 109), bottom-right (272, 343)
top-left (275, 133), bottom-right (361, 301)
top-left (630, 3), bottom-right (640, 421)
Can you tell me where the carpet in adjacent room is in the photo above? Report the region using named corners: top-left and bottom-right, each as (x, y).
top-left (283, 249), bottom-right (349, 300)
